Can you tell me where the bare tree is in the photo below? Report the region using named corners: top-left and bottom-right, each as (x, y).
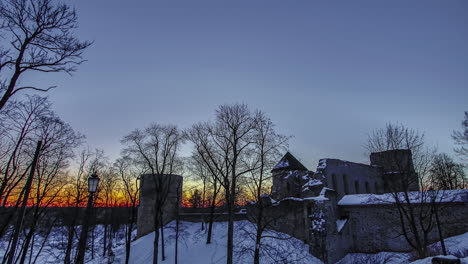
top-left (246, 110), bottom-right (288, 264)
top-left (0, 95), bottom-right (83, 264)
top-left (97, 164), bottom-right (118, 258)
top-left (114, 155), bottom-right (141, 264)
top-left (365, 123), bottom-right (437, 259)
top-left (186, 149), bottom-right (223, 244)
top-left (15, 112), bottom-right (83, 264)
top-left (186, 103), bottom-right (257, 264)
top-left (62, 148), bottom-right (105, 264)
top-left (121, 124), bottom-right (184, 264)
top-left (452, 111), bottom-right (468, 162)
top-left (0, 0), bottom-right (92, 110)
top-left (0, 96), bottom-right (51, 209)
top-left (430, 153), bottom-right (466, 190)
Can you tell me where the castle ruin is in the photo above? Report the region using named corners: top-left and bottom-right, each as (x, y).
top-left (248, 150), bottom-right (468, 263)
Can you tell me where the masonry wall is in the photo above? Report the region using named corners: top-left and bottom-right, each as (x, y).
top-left (271, 170), bottom-right (310, 201)
top-left (337, 202), bottom-right (468, 255)
top-left (370, 149), bottom-right (419, 192)
top-left (319, 159), bottom-right (384, 199)
top-left (137, 174), bottom-right (183, 237)
top-left (247, 198), bottom-right (310, 241)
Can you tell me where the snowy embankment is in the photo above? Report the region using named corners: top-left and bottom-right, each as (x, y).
top-left (117, 220), bottom-right (321, 264)
top-left (337, 232), bottom-right (468, 264)
top-left (0, 220), bottom-right (319, 264)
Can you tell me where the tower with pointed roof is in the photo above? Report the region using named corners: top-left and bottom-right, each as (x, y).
top-left (270, 152), bottom-right (312, 200)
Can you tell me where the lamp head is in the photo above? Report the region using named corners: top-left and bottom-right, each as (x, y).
top-left (88, 173), bottom-right (100, 193)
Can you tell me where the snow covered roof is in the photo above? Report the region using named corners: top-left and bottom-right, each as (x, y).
top-left (272, 152), bottom-right (308, 172)
top-left (338, 189), bottom-right (468, 206)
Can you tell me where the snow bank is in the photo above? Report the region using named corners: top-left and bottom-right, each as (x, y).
top-left (338, 189), bottom-right (468, 206)
top-left (337, 252), bottom-right (412, 264)
top-left (337, 232), bottom-right (468, 264)
top-left (122, 221), bottom-right (322, 264)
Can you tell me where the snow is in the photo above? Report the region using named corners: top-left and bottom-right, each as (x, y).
top-left (317, 159), bottom-right (327, 170)
top-left (410, 255), bottom-right (465, 264)
top-left (0, 224), bottom-right (134, 264)
top-left (273, 188), bottom-right (330, 205)
top-left (273, 160), bottom-right (289, 169)
top-left (320, 187), bottom-right (334, 196)
top-left (310, 210), bottom-right (325, 232)
top-left (284, 170), bottom-right (308, 180)
top-left (338, 189), bottom-right (468, 206)
top-left (302, 179), bottom-right (322, 188)
top-left (0, 221), bottom-right (321, 264)
top-left (429, 231), bottom-right (468, 259)
top-left (336, 219), bottom-right (347, 233)
top-left (337, 252), bottom-right (412, 264)
top-left (337, 232), bottom-right (468, 264)
top-left (123, 221), bottom-right (321, 264)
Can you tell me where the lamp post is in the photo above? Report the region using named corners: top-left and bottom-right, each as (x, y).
top-left (76, 173), bottom-right (100, 264)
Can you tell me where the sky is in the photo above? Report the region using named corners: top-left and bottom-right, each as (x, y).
top-left (25, 0), bottom-right (467, 170)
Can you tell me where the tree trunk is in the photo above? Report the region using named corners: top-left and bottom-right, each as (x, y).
top-left (206, 203), bottom-right (216, 244)
top-left (125, 204), bottom-right (137, 264)
top-left (226, 187), bottom-right (235, 264)
top-left (18, 221), bottom-right (36, 264)
top-left (433, 202), bottom-right (447, 255)
top-left (103, 224), bottom-right (108, 257)
top-left (153, 228), bottom-right (160, 264)
top-left (153, 199), bottom-right (160, 264)
top-left (160, 212), bottom-right (166, 261)
top-left (253, 205), bottom-right (264, 264)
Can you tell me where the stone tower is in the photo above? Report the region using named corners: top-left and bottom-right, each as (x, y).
top-left (137, 174), bottom-right (183, 237)
top-left (370, 149), bottom-right (419, 192)
top-left (271, 152), bottom-right (310, 200)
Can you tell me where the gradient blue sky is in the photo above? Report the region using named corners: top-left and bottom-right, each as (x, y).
top-left (26, 0), bottom-right (467, 169)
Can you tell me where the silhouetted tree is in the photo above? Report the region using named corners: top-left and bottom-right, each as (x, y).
top-left (452, 111), bottom-right (468, 162)
top-left (365, 123), bottom-right (437, 259)
top-left (430, 153), bottom-right (466, 190)
top-left (114, 155), bottom-right (141, 264)
top-left (122, 124), bottom-right (184, 264)
top-left (186, 104), bottom-right (258, 264)
top-left (247, 110), bottom-right (288, 264)
top-left (0, 0), bottom-right (91, 110)
top-left (186, 150), bottom-right (222, 243)
top-left (62, 148), bottom-right (106, 264)
top-left (188, 189), bottom-right (202, 208)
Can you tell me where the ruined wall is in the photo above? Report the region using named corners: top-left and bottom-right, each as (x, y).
top-left (271, 170), bottom-right (310, 201)
top-left (247, 198), bottom-right (309, 241)
top-left (137, 174), bottom-right (183, 237)
top-left (339, 202), bottom-right (468, 254)
top-left (370, 149), bottom-right (419, 192)
top-left (318, 159), bottom-right (384, 199)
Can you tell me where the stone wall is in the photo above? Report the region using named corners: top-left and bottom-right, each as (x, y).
top-left (247, 197), bottom-right (310, 241)
top-left (271, 170), bottom-right (311, 201)
top-left (137, 174), bottom-right (183, 237)
top-left (318, 159), bottom-right (383, 199)
top-left (339, 201), bottom-right (468, 254)
top-left (370, 149), bottom-right (419, 192)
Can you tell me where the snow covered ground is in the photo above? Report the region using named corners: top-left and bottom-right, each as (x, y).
top-left (337, 232), bottom-right (468, 264)
top-left (1, 221), bottom-right (467, 264)
top-left (117, 220), bottom-right (321, 264)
